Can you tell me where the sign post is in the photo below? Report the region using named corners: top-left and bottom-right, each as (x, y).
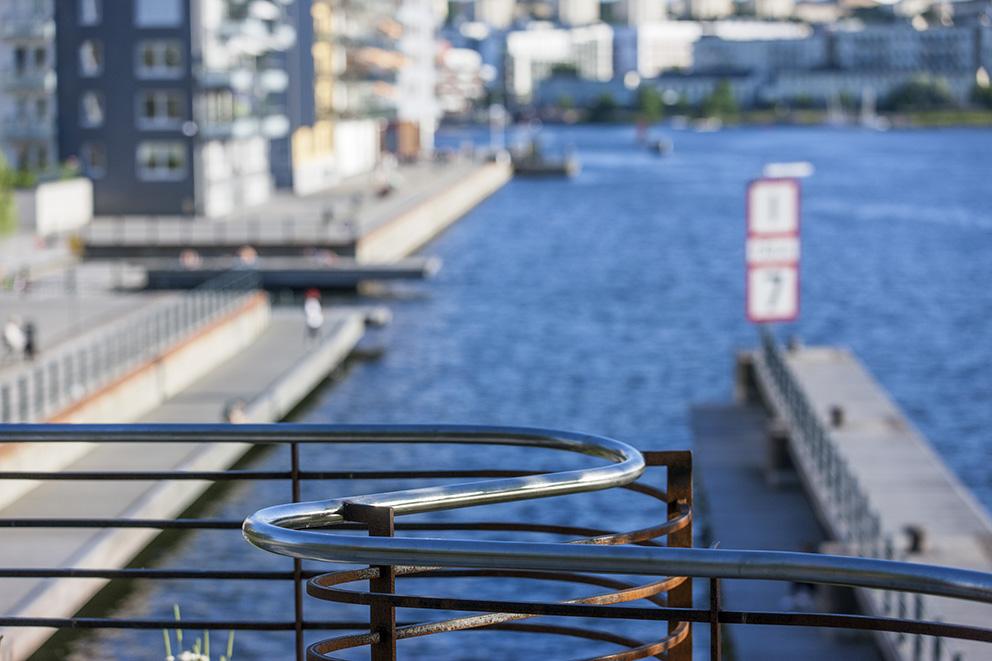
top-left (746, 178), bottom-right (800, 324)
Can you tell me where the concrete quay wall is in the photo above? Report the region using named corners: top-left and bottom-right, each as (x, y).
top-left (357, 160), bottom-right (512, 262)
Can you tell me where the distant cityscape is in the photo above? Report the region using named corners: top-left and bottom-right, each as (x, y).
top-left (1, 0), bottom-right (990, 225)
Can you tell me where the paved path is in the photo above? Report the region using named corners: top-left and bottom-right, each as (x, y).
top-left (692, 403), bottom-right (880, 661)
top-left (0, 308), bottom-right (367, 661)
top-left (753, 345), bottom-right (992, 661)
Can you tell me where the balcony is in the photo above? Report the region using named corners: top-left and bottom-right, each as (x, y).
top-left (196, 67), bottom-right (254, 91)
top-left (0, 68), bottom-right (56, 93)
top-left (0, 18), bottom-right (55, 40)
top-left (2, 117), bottom-right (54, 140)
top-left (197, 117), bottom-right (261, 140)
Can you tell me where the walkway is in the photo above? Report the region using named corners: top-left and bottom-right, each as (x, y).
top-left (751, 342), bottom-right (992, 661)
top-left (0, 308), bottom-right (367, 661)
top-left (692, 403), bottom-right (880, 661)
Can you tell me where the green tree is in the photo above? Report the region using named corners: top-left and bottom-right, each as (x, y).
top-left (550, 63), bottom-right (579, 78)
top-left (971, 83), bottom-right (992, 110)
top-left (0, 154), bottom-right (15, 236)
top-left (883, 76), bottom-right (955, 112)
top-left (637, 87), bottom-right (664, 122)
top-left (701, 80), bottom-right (739, 119)
top-left (588, 93), bottom-right (618, 123)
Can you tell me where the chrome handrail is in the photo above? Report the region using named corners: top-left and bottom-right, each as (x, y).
top-left (240, 424), bottom-right (992, 606)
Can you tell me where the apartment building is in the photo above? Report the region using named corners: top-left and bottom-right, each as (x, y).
top-left (507, 23), bottom-right (613, 101)
top-left (54, 0), bottom-right (294, 217)
top-left (0, 0), bottom-right (57, 172)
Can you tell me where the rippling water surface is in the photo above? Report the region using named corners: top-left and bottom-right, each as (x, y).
top-left (59, 125), bottom-right (992, 659)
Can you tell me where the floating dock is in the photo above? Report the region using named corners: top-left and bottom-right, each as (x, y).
top-left (739, 336), bottom-right (992, 661)
top-left (140, 256), bottom-right (442, 290)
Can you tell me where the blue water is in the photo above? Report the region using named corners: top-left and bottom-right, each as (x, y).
top-left (60, 125), bottom-right (992, 659)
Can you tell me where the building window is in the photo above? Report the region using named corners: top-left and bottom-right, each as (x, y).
top-left (14, 47), bottom-right (27, 75)
top-left (33, 47), bottom-right (46, 69)
top-left (137, 90), bottom-right (184, 128)
top-left (136, 41), bottom-right (184, 78)
top-left (80, 92), bottom-right (105, 127)
top-left (136, 142), bottom-right (186, 181)
top-left (135, 0), bottom-right (183, 27)
top-left (79, 0), bottom-right (101, 25)
top-left (79, 40), bottom-right (103, 76)
top-left (81, 143), bottom-right (106, 178)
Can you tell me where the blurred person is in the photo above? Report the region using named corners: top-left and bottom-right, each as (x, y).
top-left (304, 289), bottom-right (324, 341)
top-left (22, 321), bottom-right (36, 360)
top-left (3, 317), bottom-right (26, 357)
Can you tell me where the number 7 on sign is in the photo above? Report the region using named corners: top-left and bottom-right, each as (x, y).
top-left (747, 266), bottom-right (798, 323)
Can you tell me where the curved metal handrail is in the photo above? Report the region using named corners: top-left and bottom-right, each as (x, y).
top-left (242, 425), bottom-right (992, 607)
top-left (243, 424), bottom-right (646, 551)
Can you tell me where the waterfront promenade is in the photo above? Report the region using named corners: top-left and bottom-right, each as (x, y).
top-left (81, 158), bottom-right (512, 263)
top-left (0, 308), bottom-right (372, 660)
top-left (0, 150), bottom-right (512, 660)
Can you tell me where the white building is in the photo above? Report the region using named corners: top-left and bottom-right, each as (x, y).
top-left (693, 23), bottom-right (819, 74)
top-left (687, 0), bottom-right (735, 20)
top-left (754, 0), bottom-right (796, 19)
top-left (506, 23), bottom-right (613, 101)
top-left (475, 0), bottom-right (517, 29)
top-left (0, 0), bottom-right (56, 172)
top-left (616, 0), bottom-right (668, 24)
top-left (613, 22), bottom-right (703, 78)
top-left (437, 46), bottom-right (487, 116)
top-left (558, 0), bottom-right (600, 25)
top-left (399, 0), bottom-right (442, 153)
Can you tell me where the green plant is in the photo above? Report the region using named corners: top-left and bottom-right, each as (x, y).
top-left (701, 80), bottom-right (739, 119)
top-left (588, 93), bottom-right (619, 123)
top-left (972, 83), bottom-right (992, 110)
top-left (637, 86), bottom-right (664, 122)
top-left (0, 155), bottom-right (16, 236)
top-left (883, 76), bottom-right (956, 112)
top-left (163, 604), bottom-right (236, 661)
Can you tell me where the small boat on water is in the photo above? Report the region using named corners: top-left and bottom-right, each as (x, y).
top-left (511, 141), bottom-right (580, 178)
top-left (648, 137), bottom-right (674, 156)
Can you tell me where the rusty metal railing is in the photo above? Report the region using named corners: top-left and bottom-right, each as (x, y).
top-left (0, 425), bottom-right (990, 661)
top-left (243, 425), bottom-right (992, 661)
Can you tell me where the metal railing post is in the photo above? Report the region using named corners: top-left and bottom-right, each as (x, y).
top-left (665, 451), bottom-right (693, 661)
top-left (290, 441), bottom-right (304, 661)
top-left (709, 577), bottom-right (722, 660)
top-left (345, 503), bottom-right (398, 661)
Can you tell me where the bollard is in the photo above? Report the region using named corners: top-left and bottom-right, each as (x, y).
top-left (830, 405), bottom-right (845, 428)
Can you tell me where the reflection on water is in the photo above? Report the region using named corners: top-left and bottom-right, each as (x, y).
top-left (61, 125), bottom-right (992, 659)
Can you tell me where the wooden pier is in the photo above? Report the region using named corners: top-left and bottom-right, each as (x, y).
top-left (733, 336), bottom-right (992, 661)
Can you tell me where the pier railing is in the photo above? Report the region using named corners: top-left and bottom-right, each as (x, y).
top-left (757, 331), bottom-right (883, 550)
top-left (0, 425), bottom-right (989, 660)
top-left (0, 272), bottom-right (260, 423)
top-left (755, 333), bottom-right (975, 660)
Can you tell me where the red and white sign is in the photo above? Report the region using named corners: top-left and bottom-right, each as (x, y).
top-left (746, 178), bottom-right (800, 323)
